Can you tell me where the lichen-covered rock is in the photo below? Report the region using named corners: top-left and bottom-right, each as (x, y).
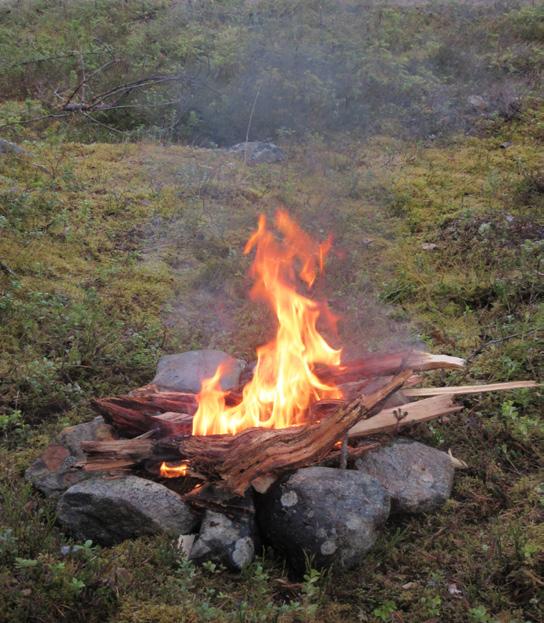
top-left (356, 439), bottom-right (455, 513)
top-left (57, 475), bottom-right (200, 546)
top-left (190, 511), bottom-right (258, 571)
top-left (25, 417), bottom-right (116, 497)
top-left (229, 141), bottom-right (285, 165)
top-left (152, 350), bottom-right (245, 393)
top-left (257, 467), bottom-right (390, 573)
top-left (189, 489), bottom-right (259, 571)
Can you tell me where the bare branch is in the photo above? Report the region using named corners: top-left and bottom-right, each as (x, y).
top-left (63, 59), bottom-right (118, 108)
top-left (81, 111), bottom-right (126, 135)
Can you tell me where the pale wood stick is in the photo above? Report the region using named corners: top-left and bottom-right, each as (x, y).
top-left (403, 380), bottom-right (539, 397)
top-left (349, 394), bottom-right (462, 439)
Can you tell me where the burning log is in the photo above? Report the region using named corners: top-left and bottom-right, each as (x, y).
top-left (81, 371), bottom-right (411, 491)
top-left (316, 351), bottom-right (464, 385)
top-left (80, 437), bottom-right (182, 472)
top-left (90, 350), bottom-right (464, 439)
top-left (179, 370), bottom-right (412, 495)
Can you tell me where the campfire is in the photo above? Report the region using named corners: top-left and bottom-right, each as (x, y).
top-left (80, 211), bottom-right (536, 504)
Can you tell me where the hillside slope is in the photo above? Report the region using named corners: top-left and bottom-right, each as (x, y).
top-left (0, 103), bottom-right (542, 621)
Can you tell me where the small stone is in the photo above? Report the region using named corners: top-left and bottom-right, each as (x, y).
top-left (177, 533), bottom-right (197, 557)
top-left (60, 545), bottom-right (84, 557)
top-left (190, 512), bottom-right (257, 571)
top-left (0, 139), bottom-right (29, 156)
top-left (25, 417), bottom-right (116, 497)
top-left (257, 466), bottom-right (390, 573)
top-left (152, 350), bottom-right (245, 393)
top-left (229, 141), bottom-right (286, 165)
top-left (190, 491), bottom-right (259, 571)
top-left (356, 439), bottom-right (455, 513)
top-left (57, 475), bottom-right (199, 546)
top-left (467, 95), bottom-right (487, 112)
top-left (421, 243), bottom-right (438, 251)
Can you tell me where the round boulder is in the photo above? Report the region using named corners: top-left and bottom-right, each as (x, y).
top-left (355, 439), bottom-right (455, 513)
top-left (152, 350), bottom-right (245, 393)
top-left (257, 467), bottom-right (390, 573)
top-left (57, 475), bottom-right (200, 545)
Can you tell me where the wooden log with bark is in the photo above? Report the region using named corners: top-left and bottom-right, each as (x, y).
top-left (82, 372), bottom-right (410, 486)
top-left (79, 349), bottom-right (538, 501)
top-left (179, 370), bottom-right (412, 495)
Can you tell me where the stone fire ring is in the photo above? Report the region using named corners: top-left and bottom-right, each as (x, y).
top-left (26, 350), bottom-right (457, 573)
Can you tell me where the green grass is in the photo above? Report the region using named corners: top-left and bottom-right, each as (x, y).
top-left (0, 102), bottom-right (543, 621)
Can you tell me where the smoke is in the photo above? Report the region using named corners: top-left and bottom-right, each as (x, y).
top-left (137, 0), bottom-right (539, 358)
top-left (151, 0), bottom-right (538, 146)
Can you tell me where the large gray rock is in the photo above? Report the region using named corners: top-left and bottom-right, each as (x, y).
top-left (152, 350), bottom-right (245, 393)
top-left (57, 475), bottom-right (200, 545)
top-left (229, 141), bottom-right (285, 165)
top-left (356, 439), bottom-right (454, 513)
top-left (25, 417), bottom-right (116, 497)
top-left (257, 467), bottom-right (390, 573)
top-left (190, 510), bottom-right (258, 571)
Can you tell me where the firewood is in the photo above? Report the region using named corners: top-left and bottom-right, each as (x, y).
top-left (91, 351), bottom-right (463, 440)
top-left (80, 371), bottom-right (411, 492)
top-left (316, 350), bottom-right (464, 384)
top-left (80, 437), bottom-right (182, 471)
top-left (179, 370), bottom-right (412, 495)
top-left (91, 397), bottom-right (157, 436)
top-left (402, 380), bottom-right (539, 397)
top-left (348, 394), bottom-right (462, 438)
top-left (92, 394), bottom-right (197, 437)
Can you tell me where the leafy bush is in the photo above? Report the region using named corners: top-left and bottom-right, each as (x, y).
top-left (0, 0), bottom-right (543, 144)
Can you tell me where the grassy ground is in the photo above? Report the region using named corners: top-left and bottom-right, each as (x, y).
top-left (0, 104), bottom-right (542, 622)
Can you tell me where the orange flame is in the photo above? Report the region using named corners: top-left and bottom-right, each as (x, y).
top-left (160, 461), bottom-right (189, 478)
top-left (192, 210), bottom-right (342, 436)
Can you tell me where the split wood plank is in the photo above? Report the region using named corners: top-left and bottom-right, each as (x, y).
top-left (403, 380), bottom-right (539, 397)
top-left (348, 394), bottom-right (462, 438)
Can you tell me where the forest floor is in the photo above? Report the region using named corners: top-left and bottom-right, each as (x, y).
top-left (0, 104), bottom-right (542, 622)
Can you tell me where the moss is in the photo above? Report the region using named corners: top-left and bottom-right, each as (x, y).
top-left (1, 101), bottom-right (543, 622)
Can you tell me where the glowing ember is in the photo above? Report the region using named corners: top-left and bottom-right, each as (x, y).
top-left (192, 210), bottom-right (343, 436)
top-left (160, 461), bottom-right (189, 478)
